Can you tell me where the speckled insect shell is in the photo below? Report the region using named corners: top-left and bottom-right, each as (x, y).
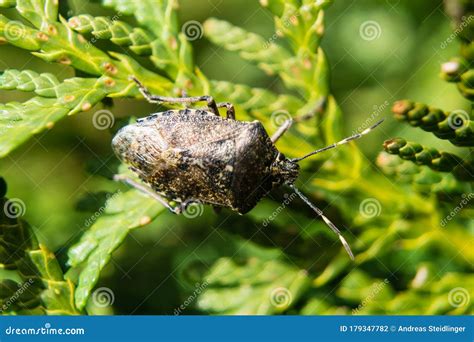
top-left (112, 109), bottom-right (283, 214)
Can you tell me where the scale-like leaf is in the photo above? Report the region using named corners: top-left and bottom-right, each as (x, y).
top-left (175, 234), bottom-right (310, 315)
top-left (67, 188), bottom-right (166, 310)
top-left (0, 76), bottom-right (107, 157)
top-left (204, 18), bottom-right (290, 76)
top-left (0, 179), bottom-right (79, 315)
top-left (205, 1), bottom-right (330, 99)
top-left (102, 0), bottom-right (178, 38)
top-left (198, 256), bottom-right (309, 314)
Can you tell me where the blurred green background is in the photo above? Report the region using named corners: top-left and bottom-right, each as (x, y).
top-left (0, 0), bottom-right (472, 315)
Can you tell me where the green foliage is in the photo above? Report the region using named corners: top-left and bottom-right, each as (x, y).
top-left (441, 0), bottom-right (474, 100)
top-left (383, 137), bottom-right (473, 181)
top-left (391, 100), bottom-right (473, 147)
top-left (382, 0), bottom-right (473, 199)
top-left (0, 178), bottom-right (80, 315)
top-left (67, 187), bottom-right (165, 310)
top-left (68, 15), bottom-right (154, 55)
top-left (377, 153), bottom-right (467, 197)
top-left (0, 0), bottom-right (473, 316)
top-left (376, 2), bottom-right (474, 315)
top-left (176, 233), bottom-right (310, 314)
top-left (0, 69), bottom-right (112, 156)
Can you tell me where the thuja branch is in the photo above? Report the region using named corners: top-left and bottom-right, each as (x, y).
top-left (392, 100), bottom-right (473, 147)
top-left (384, 138), bottom-right (473, 181)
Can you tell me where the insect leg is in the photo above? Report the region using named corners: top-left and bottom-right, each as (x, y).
top-left (113, 174), bottom-right (180, 214)
top-left (181, 90), bottom-right (190, 108)
top-left (216, 102), bottom-right (235, 119)
top-left (212, 205), bottom-right (223, 214)
top-left (271, 97), bottom-right (326, 143)
top-left (271, 119), bottom-right (293, 143)
top-left (130, 76), bottom-right (219, 115)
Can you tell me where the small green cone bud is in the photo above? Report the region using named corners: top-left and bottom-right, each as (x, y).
top-left (451, 123), bottom-right (474, 146)
top-left (421, 109), bottom-right (445, 131)
top-left (461, 69), bottom-right (474, 87)
top-left (432, 153), bottom-right (463, 172)
top-left (392, 100), bottom-right (414, 119)
top-left (457, 81), bottom-right (474, 100)
top-left (415, 148), bottom-right (439, 165)
top-left (440, 58), bottom-right (467, 82)
top-left (383, 138), bottom-right (406, 154)
top-left (399, 142), bottom-right (423, 159)
top-left (407, 104), bottom-right (429, 121)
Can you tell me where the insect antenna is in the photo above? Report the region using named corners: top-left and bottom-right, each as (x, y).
top-left (289, 184), bottom-right (355, 260)
top-left (291, 119), bottom-right (384, 162)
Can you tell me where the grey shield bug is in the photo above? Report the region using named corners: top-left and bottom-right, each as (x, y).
top-left (112, 76), bottom-right (384, 259)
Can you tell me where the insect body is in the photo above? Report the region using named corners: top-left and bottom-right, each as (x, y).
top-left (112, 77), bottom-right (383, 259)
top-left (113, 110), bottom-right (297, 214)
